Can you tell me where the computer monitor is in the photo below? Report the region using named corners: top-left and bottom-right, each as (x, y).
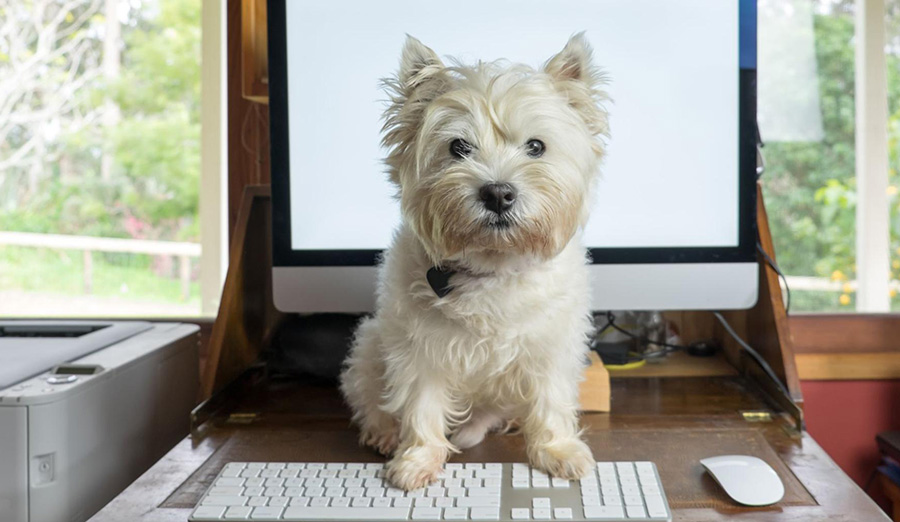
top-left (268, 0), bottom-right (759, 313)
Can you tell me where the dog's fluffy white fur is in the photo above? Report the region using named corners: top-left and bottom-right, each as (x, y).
top-left (340, 34), bottom-right (609, 491)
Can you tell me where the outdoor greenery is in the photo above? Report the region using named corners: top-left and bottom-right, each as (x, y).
top-left (762, 0), bottom-right (900, 311)
top-left (0, 0), bottom-right (201, 314)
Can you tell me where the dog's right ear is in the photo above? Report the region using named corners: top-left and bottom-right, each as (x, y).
top-left (398, 35), bottom-right (444, 91)
top-left (382, 36), bottom-right (447, 186)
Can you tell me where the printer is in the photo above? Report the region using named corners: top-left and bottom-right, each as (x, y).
top-left (0, 320), bottom-right (199, 522)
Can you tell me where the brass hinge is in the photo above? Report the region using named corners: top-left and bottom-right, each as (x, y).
top-left (226, 413), bottom-right (259, 425)
top-left (741, 410), bottom-right (773, 423)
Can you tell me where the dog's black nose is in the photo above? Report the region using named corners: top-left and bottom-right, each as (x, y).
top-left (479, 183), bottom-right (517, 215)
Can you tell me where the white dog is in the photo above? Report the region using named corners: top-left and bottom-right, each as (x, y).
top-left (340, 34), bottom-right (608, 491)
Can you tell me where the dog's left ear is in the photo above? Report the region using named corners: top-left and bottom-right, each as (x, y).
top-left (545, 33), bottom-right (596, 85)
top-left (544, 33), bottom-right (609, 138)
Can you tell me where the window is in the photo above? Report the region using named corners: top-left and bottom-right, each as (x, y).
top-left (760, 0), bottom-right (857, 312)
top-left (0, 0), bottom-right (225, 317)
top-left (762, 0), bottom-right (898, 312)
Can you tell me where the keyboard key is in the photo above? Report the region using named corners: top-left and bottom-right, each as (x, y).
top-left (201, 496), bottom-right (247, 507)
top-left (583, 505), bottom-right (626, 519)
top-left (512, 478), bottom-right (529, 489)
top-left (248, 497), bottom-right (269, 507)
top-left (287, 463), bottom-right (306, 470)
top-left (290, 497), bottom-right (310, 507)
top-left (215, 477), bottom-right (245, 487)
top-left (582, 496), bottom-right (601, 506)
top-left (641, 485), bottom-right (660, 496)
top-left (444, 507), bottom-right (469, 520)
top-left (264, 487), bottom-right (284, 497)
top-left (208, 486), bottom-right (244, 496)
top-left (394, 498), bottom-right (413, 508)
top-left (244, 487), bottom-right (264, 497)
top-left (470, 507), bottom-right (500, 520)
top-left (374, 498), bottom-right (393, 508)
top-left (331, 498), bottom-right (351, 508)
top-left (457, 497), bottom-right (500, 508)
top-left (193, 506), bottom-right (226, 519)
top-left (511, 508), bottom-right (530, 520)
top-left (532, 508), bottom-right (551, 520)
top-left (467, 487), bottom-right (499, 497)
top-left (366, 487), bottom-right (386, 497)
top-left (532, 478), bottom-right (550, 488)
top-left (352, 497), bottom-right (372, 507)
top-left (645, 495), bottom-right (668, 518)
top-left (426, 487), bottom-right (445, 497)
top-left (435, 497), bottom-right (454, 508)
top-left (266, 463), bottom-right (286, 470)
top-left (621, 485), bottom-right (640, 496)
top-left (447, 487), bottom-right (466, 497)
top-left (625, 505), bottom-right (646, 518)
top-left (533, 498), bottom-right (551, 509)
top-left (310, 498), bottom-right (330, 507)
top-left (411, 507), bottom-right (442, 520)
top-left (305, 487), bottom-right (324, 497)
top-left (247, 463), bottom-right (266, 470)
top-left (603, 496), bottom-right (623, 506)
top-left (224, 505), bottom-right (252, 519)
top-left (554, 508), bottom-right (573, 519)
top-left (414, 498), bottom-right (434, 507)
top-left (326, 463), bottom-right (345, 470)
top-left (623, 495), bottom-right (643, 506)
top-left (552, 478), bottom-right (570, 488)
top-left (308, 464), bottom-right (325, 470)
top-left (281, 506), bottom-right (411, 520)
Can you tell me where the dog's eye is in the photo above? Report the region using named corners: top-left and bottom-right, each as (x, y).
top-left (450, 139), bottom-right (474, 159)
top-left (525, 139), bottom-right (545, 158)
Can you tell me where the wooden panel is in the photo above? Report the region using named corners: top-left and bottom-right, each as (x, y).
top-left (790, 314), bottom-right (900, 354)
top-left (201, 187), bottom-right (283, 399)
top-left (796, 352), bottom-right (900, 380)
top-left (227, 0), bottom-right (270, 241)
top-left (241, 0), bottom-right (268, 103)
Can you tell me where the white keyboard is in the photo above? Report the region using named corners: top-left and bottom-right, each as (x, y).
top-left (190, 461), bottom-right (671, 522)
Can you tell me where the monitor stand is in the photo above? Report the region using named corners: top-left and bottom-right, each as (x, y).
top-left (200, 184), bottom-right (799, 430)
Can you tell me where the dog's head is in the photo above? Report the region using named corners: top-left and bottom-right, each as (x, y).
top-left (382, 34), bottom-right (608, 266)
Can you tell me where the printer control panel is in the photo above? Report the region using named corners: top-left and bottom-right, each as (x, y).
top-left (0, 364), bottom-right (102, 403)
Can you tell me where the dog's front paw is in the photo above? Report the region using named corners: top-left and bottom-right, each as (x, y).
top-left (360, 425), bottom-right (400, 456)
top-left (386, 445), bottom-right (447, 491)
top-left (529, 438), bottom-right (594, 480)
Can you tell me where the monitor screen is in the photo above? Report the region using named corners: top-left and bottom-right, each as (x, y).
top-left (276, 0), bottom-right (752, 262)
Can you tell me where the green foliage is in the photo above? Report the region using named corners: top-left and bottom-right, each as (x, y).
top-left (0, 0), bottom-right (201, 242)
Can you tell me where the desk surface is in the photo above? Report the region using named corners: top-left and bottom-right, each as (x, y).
top-left (90, 375), bottom-right (888, 522)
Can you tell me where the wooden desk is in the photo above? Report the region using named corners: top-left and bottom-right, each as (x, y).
top-left (89, 375), bottom-right (888, 521)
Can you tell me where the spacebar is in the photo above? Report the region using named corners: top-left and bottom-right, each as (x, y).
top-left (282, 507), bottom-right (411, 520)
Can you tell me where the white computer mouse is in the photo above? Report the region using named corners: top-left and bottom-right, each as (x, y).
top-left (700, 455), bottom-right (785, 506)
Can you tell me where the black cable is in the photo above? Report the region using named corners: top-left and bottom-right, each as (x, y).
top-left (713, 312), bottom-right (794, 402)
top-left (593, 311), bottom-right (687, 361)
top-left (757, 242), bottom-right (791, 314)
